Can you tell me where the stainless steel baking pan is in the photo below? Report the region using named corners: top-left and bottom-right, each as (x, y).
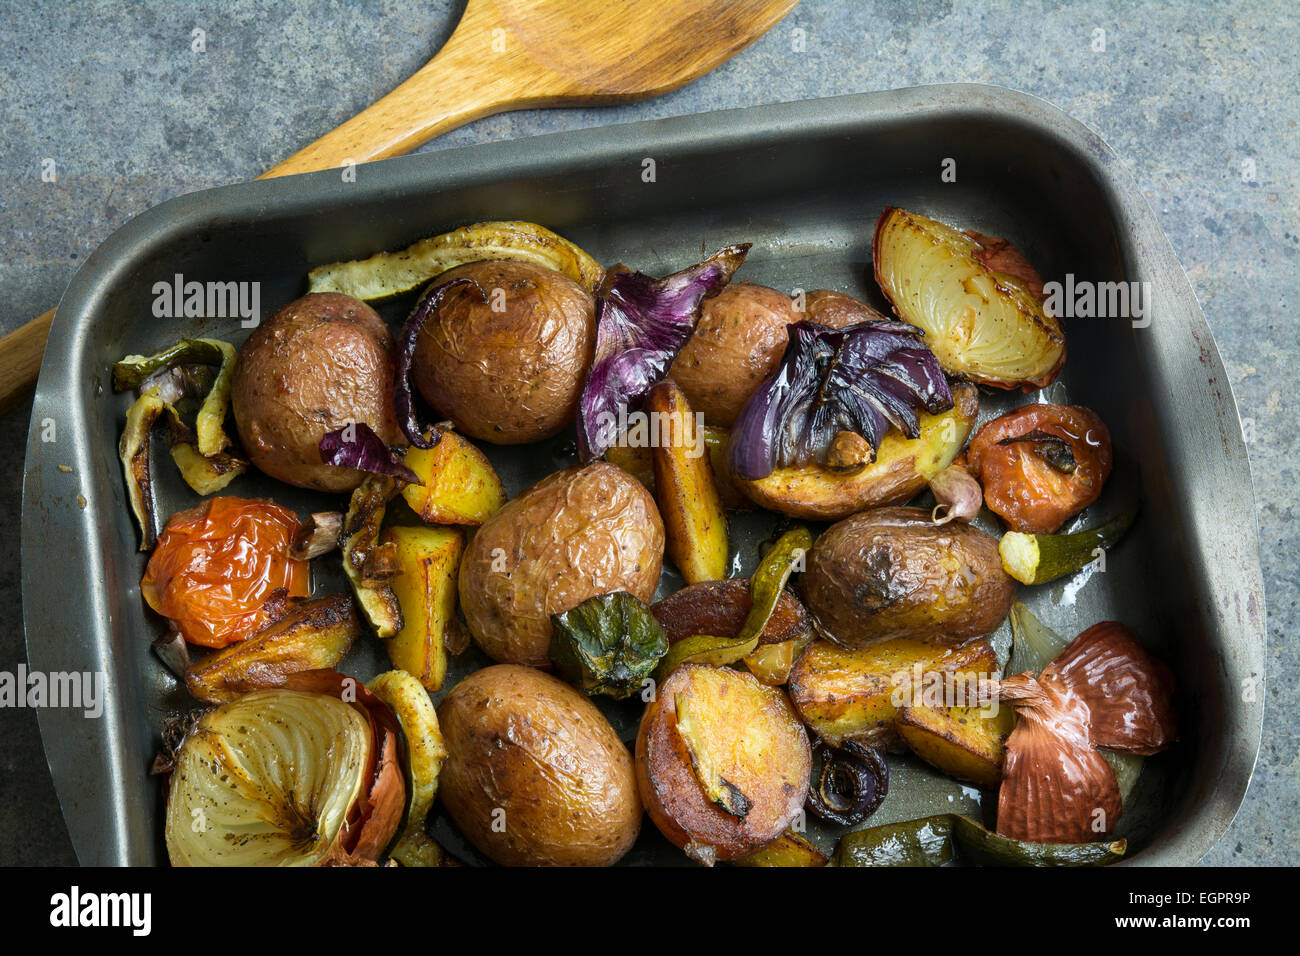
top-left (22, 84), bottom-right (1265, 866)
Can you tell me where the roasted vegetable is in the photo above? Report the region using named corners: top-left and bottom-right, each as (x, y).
top-left (438, 665), bottom-right (641, 866)
top-left (165, 676), bottom-right (405, 867)
top-left (232, 293), bottom-right (401, 492)
top-left (654, 527), bottom-right (811, 680)
top-left (806, 739), bottom-right (889, 825)
top-left (728, 319), bottom-right (952, 483)
top-left (998, 622), bottom-right (1176, 843)
top-left (735, 382), bottom-right (978, 520)
top-left (549, 591), bottom-right (668, 699)
top-left (366, 670), bottom-right (449, 868)
top-left (668, 281), bottom-right (799, 427)
top-left (382, 525), bottom-right (464, 691)
top-left (289, 511), bottom-right (343, 561)
top-left (341, 476), bottom-right (404, 638)
top-left (832, 814), bottom-right (1125, 867)
top-left (801, 506), bottom-right (1015, 648)
top-left (966, 404), bottom-right (1113, 534)
top-left (306, 220), bottom-right (604, 301)
top-left (731, 830), bottom-right (828, 867)
top-left (605, 423), bottom-right (749, 510)
top-left (318, 421), bottom-right (418, 484)
top-left (636, 663), bottom-right (811, 864)
top-left (873, 207), bottom-right (1065, 389)
top-left (141, 497), bottom-right (310, 648)
top-left (577, 245), bottom-right (749, 461)
top-left (410, 262), bottom-right (595, 444)
top-left (802, 288), bottom-right (892, 326)
top-left (999, 509), bottom-right (1136, 585)
top-left (646, 379), bottom-right (728, 584)
top-left (458, 463), bottom-right (664, 667)
top-left (114, 337), bottom-right (239, 457)
top-left (928, 462), bottom-right (982, 525)
top-left (399, 430), bottom-right (506, 525)
top-left (896, 701), bottom-right (1014, 788)
top-left (788, 636), bottom-right (998, 746)
top-left (184, 594), bottom-right (359, 702)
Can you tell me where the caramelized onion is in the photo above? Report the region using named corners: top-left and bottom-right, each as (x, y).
top-left (806, 739), bottom-right (889, 826)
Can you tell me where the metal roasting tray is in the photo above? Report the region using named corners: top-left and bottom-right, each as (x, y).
top-left (22, 85), bottom-right (1265, 866)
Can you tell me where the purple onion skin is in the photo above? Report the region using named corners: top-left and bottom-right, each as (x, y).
top-left (728, 319), bottom-right (953, 481)
top-left (577, 244), bottom-right (749, 462)
top-left (395, 277), bottom-right (486, 448)
top-left (319, 422), bottom-right (419, 484)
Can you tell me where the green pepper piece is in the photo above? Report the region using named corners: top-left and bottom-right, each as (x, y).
top-left (950, 815), bottom-right (1126, 866)
top-left (549, 591), bottom-right (668, 699)
top-left (833, 815), bottom-right (955, 867)
top-left (654, 526), bottom-right (812, 681)
top-left (113, 337), bottom-right (238, 456)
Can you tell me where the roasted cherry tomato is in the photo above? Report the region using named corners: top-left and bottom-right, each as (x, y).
top-left (965, 404), bottom-right (1112, 534)
top-left (142, 497), bottom-right (311, 647)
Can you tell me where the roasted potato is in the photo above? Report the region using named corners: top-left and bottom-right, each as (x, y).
top-left (735, 382), bottom-right (979, 520)
top-left (646, 380), bottom-right (727, 584)
top-left (184, 594), bottom-right (359, 703)
top-left (232, 292), bottom-right (401, 492)
top-left (788, 637), bottom-right (998, 747)
top-left (400, 430), bottom-right (506, 525)
top-left (438, 665), bottom-right (641, 866)
top-left (458, 462), bottom-right (665, 667)
top-left (896, 702), bottom-right (1014, 788)
top-left (605, 424), bottom-right (749, 511)
top-left (802, 288), bottom-right (890, 326)
top-left (801, 506), bottom-right (1015, 648)
top-left (637, 663), bottom-right (811, 864)
top-left (732, 829), bottom-right (828, 867)
top-left (383, 525), bottom-right (464, 691)
top-left (411, 260), bottom-right (596, 444)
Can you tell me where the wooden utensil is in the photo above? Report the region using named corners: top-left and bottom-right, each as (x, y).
top-left (1, 0), bottom-right (798, 412)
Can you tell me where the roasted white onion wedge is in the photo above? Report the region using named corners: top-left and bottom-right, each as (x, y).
top-left (873, 207), bottom-right (1065, 389)
top-left (164, 673), bottom-right (405, 867)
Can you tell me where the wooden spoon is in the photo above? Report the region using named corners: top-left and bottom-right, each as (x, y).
top-left (1, 0), bottom-right (798, 412)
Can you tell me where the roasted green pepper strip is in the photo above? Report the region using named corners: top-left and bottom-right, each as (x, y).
top-left (549, 591), bottom-right (668, 699)
top-left (114, 337), bottom-right (238, 456)
top-left (654, 527), bottom-right (812, 681)
top-left (833, 814), bottom-right (1126, 867)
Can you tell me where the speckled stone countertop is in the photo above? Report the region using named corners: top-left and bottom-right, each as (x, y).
top-left (1, 0), bottom-right (1294, 865)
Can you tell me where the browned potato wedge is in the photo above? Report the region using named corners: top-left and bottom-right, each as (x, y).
top-left (896, 702), bottom-right (1014, 788)
top-left (788, 637), bottom-right (998, 747)
top-left (801, 505), bottom-right (1014, 648)
top-left (732, 829), bottom-right (828, 867)
top-left (439, 665), bottom-right (641, 867)
top-left (184, 594), bottom-right (358, 703)
top-left (400, 431), bottom-right (505, 526)
top-left (605, 425), bottom-right (749, 511)
top-left (645, 379), bottom-right (727, 584)
top-left (736, 382), bottom-right (978, 520)
top-left (636, 664), bottom-right (811, 864)
top-left (383, 525), bottom-right (464, 691)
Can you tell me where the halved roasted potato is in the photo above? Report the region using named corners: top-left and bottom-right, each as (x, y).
top-left (400, 430), bottom-right (506, 526)
top-left (646, 380), bottom-right (728, 585)
top-left (735, 382), bottom-right (978, 520)
top-left (184, 594), bottom-right (359, 703)
top-left (873, 207), bottom-right (1064, 389)
top-left (636, 664), bottom-right (811, 864)
top-left (383, 525), bottom-right (465, 691)
top-left (788, 637), bottom-right (998, 747)
top-left (732, 829), bottom-right (828, 867)
top-left (896, 702), bottom-right (1014, 788)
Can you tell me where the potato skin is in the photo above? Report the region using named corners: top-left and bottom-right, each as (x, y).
top-left (412, 260), bottom-right (595, 444)
top-left (803, 289), bottom-right (891, 326)
top-left (801, 506), bottom-right (1015, 648)
top-left (232, 292), bottom-right (399, 492)
top-left (458, 462), bottom-right (665, 667)
top-left (438, 665), bottom-right (641, 866)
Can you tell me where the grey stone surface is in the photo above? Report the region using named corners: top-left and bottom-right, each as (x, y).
top-left (1, 0), bottom-right (1294, 866)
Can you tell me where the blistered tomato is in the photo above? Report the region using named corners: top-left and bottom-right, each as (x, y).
top-left (142, 497), bottom-right (310, 647)
top-left (966, 404), bottom-right (1112, 534)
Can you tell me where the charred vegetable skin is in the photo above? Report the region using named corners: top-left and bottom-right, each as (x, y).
top-left (549, 591), bottom-right (668, 699)
top-left (232, 292), bottom-right (402, 492)
top-left (801, 506), bottom-right (1015, 648)
top-left (806, 739), bottom-right (889, 825)
top-left (967, 404), bottom-right (1113, 534)
top-left (438, 665), bottom-right (641, 867)
top-left (873, 207), bottom-right (1065, 389)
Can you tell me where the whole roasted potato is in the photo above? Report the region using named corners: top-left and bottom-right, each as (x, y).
top-left (411, 260), bottom-right (595, 444)
top-left (438, 665), bottom-right (641, 866)
top-left (801, 506), bottom-right (1015, 648)
top-left (458, 462), bottom-right (665, 667)
top-left (232, 292), bottom-right (399, 492)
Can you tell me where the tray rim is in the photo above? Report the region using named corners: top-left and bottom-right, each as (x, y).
top-left (22, 82), bottom-right (1266, 866)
